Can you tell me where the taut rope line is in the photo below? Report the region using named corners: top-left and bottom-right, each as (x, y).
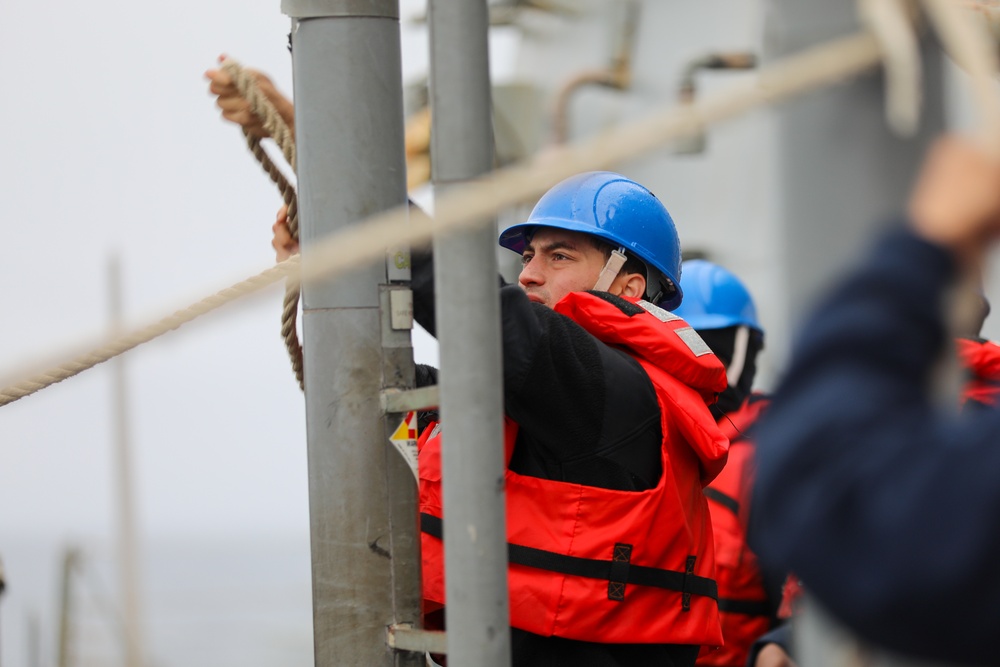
top-left (0, 260), bottom-right (299, 406)
top-left (1, 16), bottom-right (992, 407)
top-left (221, 58), bottom-right (305, 390)
top-left (0, 31), bottom-right (883, 406)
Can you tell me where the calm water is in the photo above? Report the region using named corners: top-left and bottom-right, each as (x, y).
top-left (1, 534), bottom-right (314, 667)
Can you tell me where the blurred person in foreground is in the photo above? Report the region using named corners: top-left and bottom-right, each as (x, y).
top-left (750, 135), bottom-right (1000, 666)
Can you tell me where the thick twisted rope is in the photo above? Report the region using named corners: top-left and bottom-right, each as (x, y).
top-left (0, 31), bottom-right (883, 407)
top-left (0, 260), bottom-right (299, 405)
top-left (1, 15), bottom-right (995, 407)
top-left (221, 58), bottom-right (304, 390)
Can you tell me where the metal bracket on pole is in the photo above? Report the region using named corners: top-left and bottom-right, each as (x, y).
top-left (381, 386), bottom-right (440, 414)
top-left (386, 624), bottom-right (448, 654)
top-left (281, 0), bottom-right (398, 19)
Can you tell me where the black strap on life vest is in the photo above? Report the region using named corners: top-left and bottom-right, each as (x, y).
top-left (704, 487), bottom-right (740, 517)
top-left (717, 597), bottom-right (772, 617)
top-left (420, 513), bottom-right (717, 609)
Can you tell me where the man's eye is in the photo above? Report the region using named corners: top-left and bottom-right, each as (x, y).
top-left (552, 253), bottom-right (568, 261)
top-left (521, 254), bottom-right (533, 265)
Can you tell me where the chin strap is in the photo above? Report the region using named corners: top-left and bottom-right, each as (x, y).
top-left (726, 325), bottom-right (750, 387)
top-left (592, 247), bottom-right (628, 292)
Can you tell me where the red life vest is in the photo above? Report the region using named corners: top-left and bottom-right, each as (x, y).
top-left (957, 337), bottom-right (1000, 408)
top-left (697, 395), bottom-right (773, 667)
top-left (419, 291), bottom-right (729, 645)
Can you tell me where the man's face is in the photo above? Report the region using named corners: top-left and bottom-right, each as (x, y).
top-left (517, 227), bottom-right (610, 308)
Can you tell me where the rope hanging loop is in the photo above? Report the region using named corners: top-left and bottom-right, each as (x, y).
top-left (220, 57), bottom-right (305, 391)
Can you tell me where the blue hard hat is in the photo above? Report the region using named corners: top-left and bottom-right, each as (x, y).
top-left (498, 171), bottom-right (684, 310)
top-left (673, 259), bottom-right (762, 334)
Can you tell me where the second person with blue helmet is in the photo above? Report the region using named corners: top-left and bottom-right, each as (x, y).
top-left (673, 261), bottom-right (786, 667)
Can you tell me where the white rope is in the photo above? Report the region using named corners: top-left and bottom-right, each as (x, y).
top-left (0, 27), bottom-right (945, 408)
top-left (0, 260), bottom-right (299, 406)
top-left (298, 31), bottom-right (886, 293)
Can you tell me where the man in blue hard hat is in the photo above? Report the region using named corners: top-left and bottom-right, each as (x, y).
top-left (416, 173), bottom-right (728, 667)
top-left (223, 66), bottom-right (732, 660)
top-left (271, 171), bottom-right (730, 666)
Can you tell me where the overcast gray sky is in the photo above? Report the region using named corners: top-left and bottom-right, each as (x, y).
top-left (0, 0), bottom-right (440, 543)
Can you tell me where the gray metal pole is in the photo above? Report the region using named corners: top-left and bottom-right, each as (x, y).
top-left (428, 1), bottom-right (510, 665)
top-left (56, 549), bottom-right (80, 667)
top-left (28, 612), bottom-right (40, 667)
top-left (281, 2), bottom-right (421, 665)
top-left (764, 0), bottom-right (945, 328)
top-left (108, 257), bottom-right (143, 667)
top-left (0, 555), bottom-right (4, 667)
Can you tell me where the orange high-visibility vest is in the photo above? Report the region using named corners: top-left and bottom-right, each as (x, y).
top-left (957, 337), bottom-right (1000, 408)
top-left (419, 291), bottom-right (728, 646)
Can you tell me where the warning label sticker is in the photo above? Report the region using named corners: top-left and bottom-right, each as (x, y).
top-left (389, 411), bottom-right (419, 480)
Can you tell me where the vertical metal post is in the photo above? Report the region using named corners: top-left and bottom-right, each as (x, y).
top-left (108, 257), bottom-right (143, 667)
top-left (0, 555), bottom-right (5, 667)
top-left (56, 549), bottom-right (80, 667)
top-left (281, 1), bottom-right (421, 665)
top-left (28, 612), bottom-right (40, 667)
top-left (428, 1), bottom-right (510, 666)
top-left (764, 0), bottom-right (945, 327)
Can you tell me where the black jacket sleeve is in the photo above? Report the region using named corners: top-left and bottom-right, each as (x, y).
top-left (750, 225), bottom-right (1000, 665)
top-left (411, 246), bottom-right (662, 489)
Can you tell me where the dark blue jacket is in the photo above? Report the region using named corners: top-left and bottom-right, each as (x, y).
top-left (751, 227), bottom-right (1000, 665)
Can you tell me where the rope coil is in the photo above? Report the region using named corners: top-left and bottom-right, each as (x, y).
top-left (221, 58), bottom-right (304, 391)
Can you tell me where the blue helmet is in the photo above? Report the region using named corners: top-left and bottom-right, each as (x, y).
top-left (673, 259), bottom-right (762, 334)
top-left (498, 171), bottom-right (684, 310)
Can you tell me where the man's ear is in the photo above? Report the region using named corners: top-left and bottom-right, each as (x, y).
top-left (614, 273), bottom-right (647, 299)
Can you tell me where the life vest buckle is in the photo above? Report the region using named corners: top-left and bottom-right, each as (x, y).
top-left (682, 555), bottom-right (697, 611)
top-left (607, 543), bottom-right (633, 601)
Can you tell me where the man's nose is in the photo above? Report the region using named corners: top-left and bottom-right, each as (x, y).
top-left (519, 256), bottom-right (543, 286)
